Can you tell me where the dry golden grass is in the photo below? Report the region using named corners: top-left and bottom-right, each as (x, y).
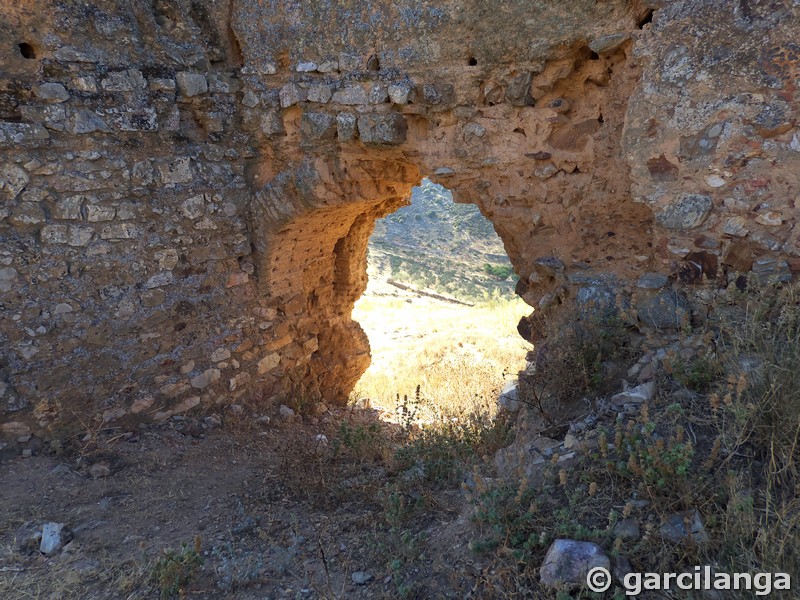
top-left (352, 291), bottom-right (531, 422)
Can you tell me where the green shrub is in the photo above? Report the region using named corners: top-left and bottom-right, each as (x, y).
top-left (334, 421), bottom-right (387, 463)
top-left (151, 539), bottom-right (203, 599)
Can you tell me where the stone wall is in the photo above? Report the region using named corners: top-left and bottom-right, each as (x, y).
top-left (1, 0), bottom-right (799, 439)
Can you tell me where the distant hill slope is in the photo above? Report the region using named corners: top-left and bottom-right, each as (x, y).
top-left (366, 179), bottom-right (518, 302)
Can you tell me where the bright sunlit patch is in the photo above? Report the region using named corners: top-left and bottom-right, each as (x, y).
top-left (352, 179), bottom-right (531, 424)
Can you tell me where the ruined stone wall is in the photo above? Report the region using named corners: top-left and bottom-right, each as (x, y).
top-left (1, 0), bottom-right (799, 439)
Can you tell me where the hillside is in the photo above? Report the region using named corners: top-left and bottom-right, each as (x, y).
top-left (366, 180), bottom-right (517, 302)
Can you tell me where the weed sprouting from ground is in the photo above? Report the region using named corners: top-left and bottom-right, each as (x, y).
top-left (334, 421), bottom-right (388, 463)
top-left (393, 408), bottom-right (511, 488)
top-left (150, 538), bottom-right (204, 599)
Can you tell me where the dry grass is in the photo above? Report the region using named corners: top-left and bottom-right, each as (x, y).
top-left (352, 292), bottom-right (531, 422)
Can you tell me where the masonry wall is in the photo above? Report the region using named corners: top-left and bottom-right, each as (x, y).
top-left (1, 0), bottom-right (799, 439)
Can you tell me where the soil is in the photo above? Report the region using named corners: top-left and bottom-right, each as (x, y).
top-left (0, 405), bottom-right (487, 600)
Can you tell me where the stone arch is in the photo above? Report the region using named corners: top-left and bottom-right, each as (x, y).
top-left (241, 39), bottom-right (654, 405)
top-left (247, 155), bottom-right (421, 402)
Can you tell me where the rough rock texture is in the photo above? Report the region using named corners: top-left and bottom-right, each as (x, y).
top-left (1, 0), bottom-right (799, 436)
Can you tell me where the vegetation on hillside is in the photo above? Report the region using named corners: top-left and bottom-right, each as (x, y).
top-left (368, 179), bottom-right (518, 302)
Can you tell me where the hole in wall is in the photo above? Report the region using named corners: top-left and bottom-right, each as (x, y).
top-left (367, 54), bottom-right (380, 71)
top-left (637, 9), bottom-right (654, 28)
top-left (352, 178), bottom-right (530, 420)
top-left (468, 56), bottom-right (478, 66)
top-left (18, 42), bottom-right (36, 59)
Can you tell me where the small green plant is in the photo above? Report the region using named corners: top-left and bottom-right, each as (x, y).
top-left (396, 386), bottom-right (424, 436)
top-left (151, 538), bottom-right (203, 599)
top-left (393, 410), bottom-right (510, 488)
top-left (334, 421), bottom-right (386, 462)
top-left (600, 411), bottom-right (695, 494)
top-left (667, 354), bottom-right (722, 392)
top-left (483, 263), bottom-right (515, 280)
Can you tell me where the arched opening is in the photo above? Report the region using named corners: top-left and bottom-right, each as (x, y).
top-left (352, 179), bottom-right (531, 420)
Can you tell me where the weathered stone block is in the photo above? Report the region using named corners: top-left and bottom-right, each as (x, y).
top-left (155, 249), bottom-right (179, 270)
top-left (86, 205), bottom-right (116, 222)
top-left (100, 223), bottom-right (139, 240)
top-left (296, 61), bottom-right (317, 72)
top-left (149, 78), bottom-right (176, 92)
top-left (301, 112), bottom-right (337, 140)
top-left (307, 84), bottom-right (332, 104)
top-left (158, 157), bottom-right (193, 184)
top-left (388, 83), bottom-right (411, 104)
top-left (368, 84), bottom-right (388, 104)
top-left (33, 83), bottom-right (70, 103)
top-left (10, 202), bottom-right (45, 226)
top-left (336, 113), bottom-right (357, 141)
top-left (332, 86), bottom-right (369, 105)
top-left (190, 368), bottom-right (220, 389)
top-left (20, 105), bottom-right (66, 131)
top-left (67, 226), bottom-right (93, 247)
top-left (279, 83), bottom-right (305, 108)
top-left (505, 72), bottom-right (533, 106)
top-left (141, 289), bottom-right (165, 307)
top-left (576, 285), bottom-right (619, 319)
top-left (258, 352), bottom-right (281, 374)
top-left (260, 110), bottom-right (285, 136)
top-left (211, 347), bottom-right (231, 362)
top-left (0, 267), bottom-right (18, 293)
top-left (109, 107), bottom-right (158, 132)
top-left (338, 52), bottom-right (362, 72)
top-left (73, 75), bottom-right (98, 92)
top-left (660, 510), bottom-right (709, 543)
top-left (0, 122), bottom-right (49, 144)
top-left (655, 194), bottom-right (712, 229)
top-left (318, 59), bottom-right (339, 73)
top-left (357, 113), bottom-right (407, 145)
top-left (241, 90), bottom-right (260, 107)
top-left (54, 46), bottom-right (96, 63)
top-left (41, 224), bottom-right (69, 244)
top-left (420, 83), bottom-right (455, 106)
top-left (176, 72), bottom-right (208, 97)
top-left (589, 33), bottom-right (629, 54)
top-left (637, 290), bottom-right (690, 329)
top-left (208, 73), bottom-right (239, 94)
top-left (101, 69), bottom-right (146, 92)
top-left (145, 272), bottom-right (173, 289)
top-left (636, 273), bottom-right (669, 289)
top-left (53, 196), bottom-right (83, 220)
top-left (67, 110), bottom-right (109, 134)
top-left (0, 164), bottom-right (30, 200)
top-left (540, 539), bottom-right (610, 587)
top-left (180, 194), bottom-right (206, 219)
